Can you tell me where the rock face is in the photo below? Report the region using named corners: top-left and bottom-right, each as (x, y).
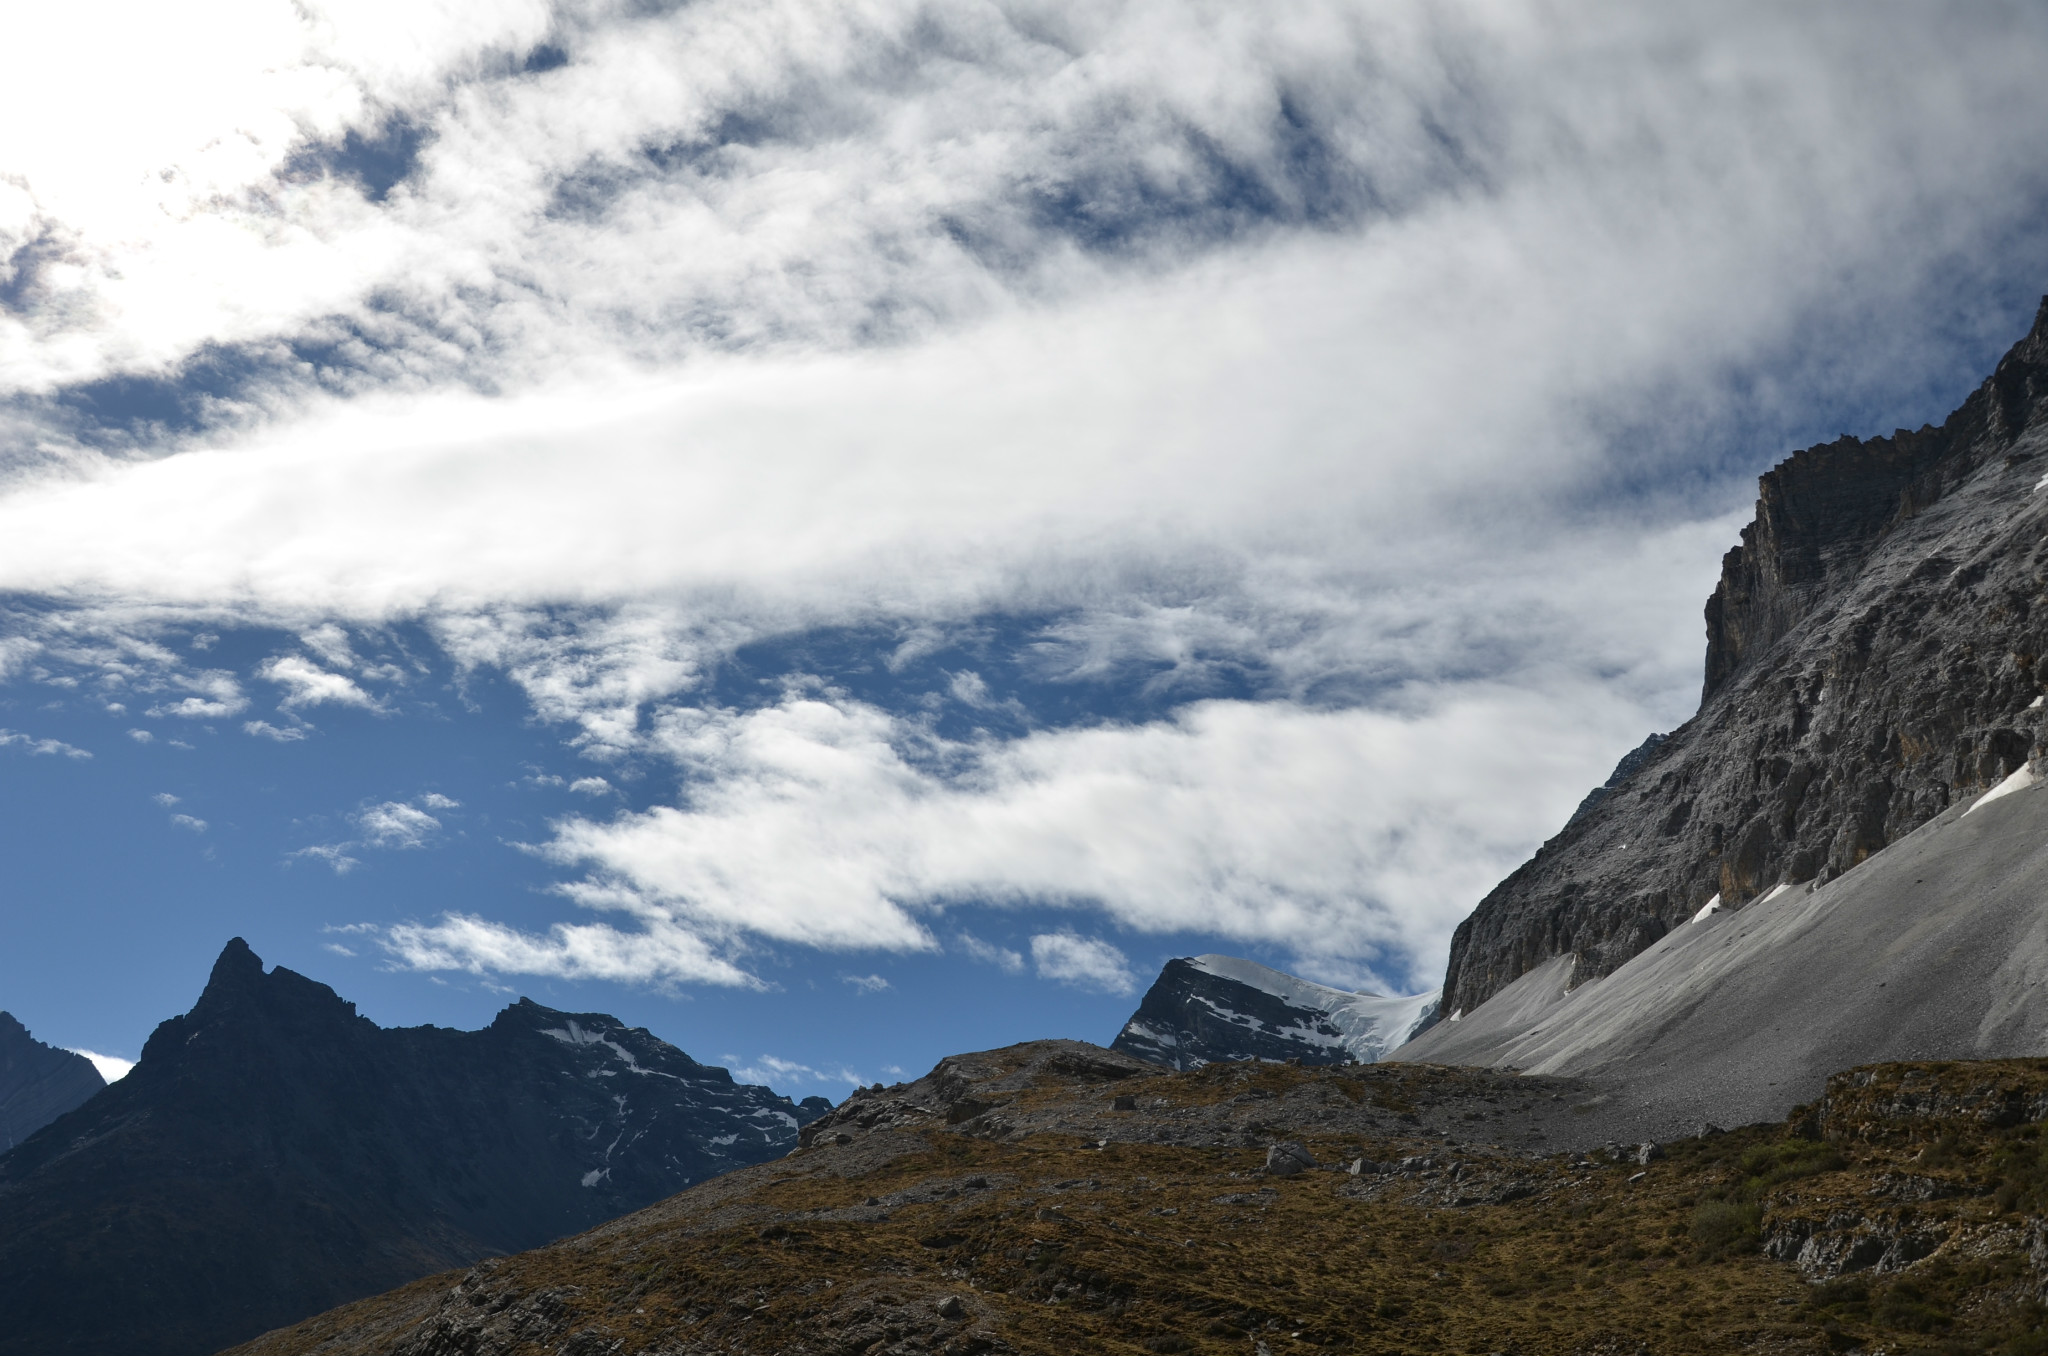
top-left (1110, 955), bottom-right (1438, 1070)
top-left (1441, 297), bottom-right (2048, 1019)
top-left (0, 939), bottom-right (829, 1356)
top-left (0, 1011), bottom-right (103, 1153)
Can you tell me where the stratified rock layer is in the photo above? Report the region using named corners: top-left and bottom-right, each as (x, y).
top-left (1441, 297), bottom-right (2048, 1019)
top-left (0, 1012), bottom-right (102, 1153)
top-left (0, 939), bottom-right (827, 1356)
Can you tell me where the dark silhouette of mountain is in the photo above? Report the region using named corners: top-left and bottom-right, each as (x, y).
top-left (0, 939), bottom-right (830, 1356)
top-left (1111, 955), bottom-right (1436, 1069)
top-left (1439, 297), bottom-right (2048, 1020)
top-left (0, 1011), bottom-right (103, 1153)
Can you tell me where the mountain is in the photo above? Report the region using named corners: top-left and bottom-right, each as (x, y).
top-left (224, 1043), bottom-right (2048, 1356)
top-left (0, 939), bottom-right (830, 1356)
top-left (0, 1011), bottom-right (103, 1153)
top-left (1438, 296), bottom-right (2048, 1022)
top-left (1111, 954), bottom-right (1437, 1069)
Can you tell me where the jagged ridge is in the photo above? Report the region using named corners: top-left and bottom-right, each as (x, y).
top-left (0, 939), bottom-right (828, 1356)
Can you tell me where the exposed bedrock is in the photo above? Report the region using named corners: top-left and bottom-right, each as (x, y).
top-left (1441, 297), bottom-right (2048, 1019)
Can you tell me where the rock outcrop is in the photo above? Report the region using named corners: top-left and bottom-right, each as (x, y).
top-left (0, 939), bottom-right (828, 1356)
top-left (1441, 297), bottom-right (2048, 1018)
top-left (1110, 955), bottom-right (1437, 1070)
top-left (0, 1010), bottom-right (102, 1152)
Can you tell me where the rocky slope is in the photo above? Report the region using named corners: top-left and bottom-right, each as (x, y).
top-left (0, 939), bottom-right (828, 1356)
top-left (225, 1045), bottom-right (2048, 1356)
top-left (1440, 297), bottom-right (2048, 1019)
top-left (1111, 955), bottom-right (1437, 1069)
top-left (1395, 760), bottom-right (2048, 1140)
top-left (0, 1010), bottom-right (102, 1152)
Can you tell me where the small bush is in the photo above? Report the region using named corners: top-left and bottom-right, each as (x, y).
top-left (1690, 1199), bottom-right (1762, 1259)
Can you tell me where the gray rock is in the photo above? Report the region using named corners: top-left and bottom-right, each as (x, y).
top-left (936, 1295), bottom-right (966, 1320)
top-left (1264, 1141), bottom-right (1316, 1176)
top-left (1634, 1143), bottom-right (1664, 1166)
top-left (1436, 298), bottom-right (2048, 1018)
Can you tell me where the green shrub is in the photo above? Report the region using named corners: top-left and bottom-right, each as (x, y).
top-left (1690, 1199), bottom-right (1762, 1259)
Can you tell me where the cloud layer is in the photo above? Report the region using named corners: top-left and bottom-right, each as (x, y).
top-left (4, 2), bottom-right (2047, 1002)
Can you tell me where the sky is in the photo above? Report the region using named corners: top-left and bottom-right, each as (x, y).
top-left (3, 1), bottom-right (2048, 1100)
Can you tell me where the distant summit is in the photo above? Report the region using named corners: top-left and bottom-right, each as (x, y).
top-left (1111, 954), bottom-right (1438, 1070)
top-left (0, 1010), bottom-right (102, 1152)
top-left (0, 938), bottom-right (831, 1356)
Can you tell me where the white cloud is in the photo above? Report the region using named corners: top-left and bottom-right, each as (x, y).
top-left (1030, 932), bottom-right (1136, 996)
top-left (128, 728), bottom-right (154, 743)
top-left (957, 932), bottom-right (1024, 974)
top-left (66, 1049), bottom-right (134, 1082)
top-left (568, 777), bottom-right (610, 796)
top-left (495, 683), bottom-right (1635, 985)
top-left (0, 3), bottom-right (2044, 1000)
top-left (354, 799), bottom-right (441, 848)
top-left (380, 911), bottom-right (760, 988)
top-left (151, 791), bottom-right (179, 806)
top-left (289, 843), bottom-right (360, 874)
top-left (169, 813), bottom-right (207, 832)
top-left (0, 729), bottom-right (89, 758)
top-left (143, 673), bottom-right (246, 720)
top-left (419, 792), bottom-right (460, 809)
top-left (842, 973), bottom-right (889, 994)
top-left (243, 719), bottom-right (307, 741)
top-left (723, 1053), bottom-right (865, 1092)
top-left (259, 654), bottom-right (377, 709)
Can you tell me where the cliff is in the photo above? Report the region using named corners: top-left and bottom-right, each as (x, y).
top-left (1441, 296), bottom-right (2048, 1018)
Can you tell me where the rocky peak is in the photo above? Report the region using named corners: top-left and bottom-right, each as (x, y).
top-left (0, 941), bottom-right (831, 1356)
top-left (1441, 297), bottom-right (2048, 1019)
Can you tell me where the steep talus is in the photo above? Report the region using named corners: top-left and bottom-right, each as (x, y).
top-left (0, 1011), bottom-right (102, 1152)
top-left (1396, 769), bottom-right (2048, 1139)
top-left (0, 940), bottom-right (826, 1356)
top-left (1442, 298), bottom-right (2048, 1018)
top-left (225, 1047), bottom-right (2048, 1356)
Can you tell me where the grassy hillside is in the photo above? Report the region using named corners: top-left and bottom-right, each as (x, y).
top-left (226, 1048), bottom-right (2048, 1356)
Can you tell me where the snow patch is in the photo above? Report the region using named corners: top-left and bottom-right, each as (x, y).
top-left (1690, 893), bottom-right (1723, 924)
top-left (1964, 763), bottom-right (2038, 817)
top-left (580, 1168), bottom-right (606, 1188)
top-left (1758, 883), bottom-right (1792, 905)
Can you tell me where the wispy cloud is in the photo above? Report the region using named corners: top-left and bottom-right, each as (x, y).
top-left (723, 1053), bottom-right (864, 1093)
top-left (355, 800), bottom-right (441, 849)
top-left (169, 813), bottom-right (207, 833)
top-left (842, 973), bottom-right (889, 994)
top-left (957, 932), bottom-right (1024, 974)
top-left (0, 729), bottom-right (89, 759)
top-left (1030, 932), bottom-right (1136, 996)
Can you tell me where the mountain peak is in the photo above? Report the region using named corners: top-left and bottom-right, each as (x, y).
top-left (206, 937), bottom-right (265, 991)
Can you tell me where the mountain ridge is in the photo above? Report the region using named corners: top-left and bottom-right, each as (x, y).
top-left (0, 1010), bottom-right (102, 1154)
top-left (0, 938), bottom-right (828, 1356)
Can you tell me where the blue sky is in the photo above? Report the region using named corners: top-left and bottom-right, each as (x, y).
top-left (3, 1), bottom-right (2048, 1099)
